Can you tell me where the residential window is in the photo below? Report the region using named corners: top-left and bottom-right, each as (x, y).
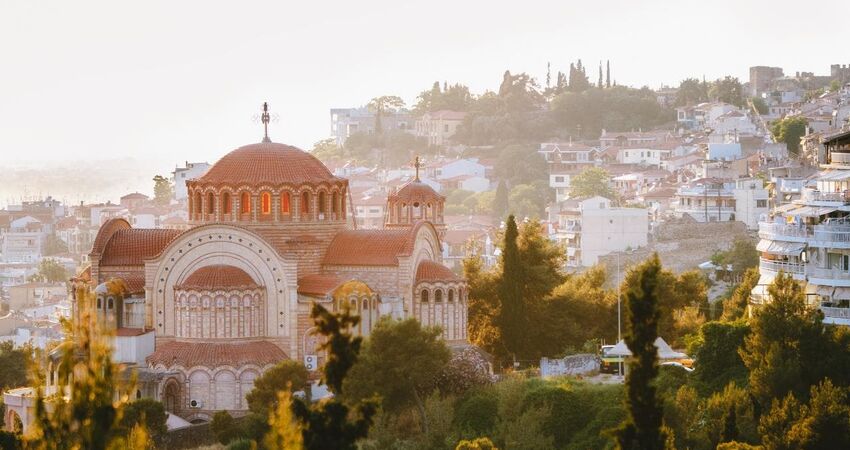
top-left (756, 200), bottom-right (767, 208)
top-left (555, 176), bottom-right (565, 183)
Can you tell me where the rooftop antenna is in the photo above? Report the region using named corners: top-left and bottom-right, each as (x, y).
top-left (261, 102), bottom-right (271, 143)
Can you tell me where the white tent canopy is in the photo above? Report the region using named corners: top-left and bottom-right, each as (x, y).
top-left (607, 337), bottom-right (688, 360)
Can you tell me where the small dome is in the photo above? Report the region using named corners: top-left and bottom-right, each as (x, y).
top-left (390, 180), bottom-right (443, 204)
top-left (197, 142), bottom-right (338, 186)
top-left (415, 260), bottom-right (462, 283)
top-left (179, 265), bottom-right (259, 290)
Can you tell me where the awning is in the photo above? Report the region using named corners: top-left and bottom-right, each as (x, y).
top-left (809, 285), bottom-right (835, 297)
top-left (833, 287), bottom-right (850, 300)
top-left (818, 170), bottom-right (850, 181)
top-left (757, 239), bottom-right (806, 256)
top-left (786, 206), bottom-right (837, 217)
top-left (607, 338), bottom-right (688, 359)
top-left (774, 203), bottom-right (803, 213)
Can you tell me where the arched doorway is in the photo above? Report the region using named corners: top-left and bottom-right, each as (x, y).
top-left (163, 379), bottom-right (182, 413)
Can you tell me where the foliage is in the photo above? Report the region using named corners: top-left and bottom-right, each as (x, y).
top-left (0, 341), bottom-right (31, 391)
top-left (568, 167), bottom-right (616, 200)
top-left (751, 97), bottom-right (768, 115)
top-left (29, 258), bottom-right (68, 283)
top-left (721, 268), bottom-right (760, 321)
top-left (454, 390), bottom-right (499, 435)
top-left (493, 181), bottom-right (509, 220)
top-left (27, 290), bottom-right (128, 450)
top-left (152, 174), bottom-right (173, 206)
top-left (344, 129), bottom-right (428, 168)
top-left (613, 254), bottom-right (667, 450)
top-left (117, 399), bottom-right (167, 443)
top-left (770, 116), bottom-right (808, 156)
top-left (43, 233), bottom-right (69, 256)
top-left (759, 379), bottom-right (850, 450)
top-left (212, 411), bottom-right (244, 445)
top-left (690, 321), bottom-right (751, 395)
top-left (414, 81), bottom-right (474, 114)
top-left (675, 78), bottom-right (709, 106)
top-left (344, 317), bottom-right (450, 432)
top-left (710, 76), bottom-right (745, 107)
top-left (246, 360), bottom-right (309, 416)
top-left (456, 437), bottom-right (498, 450)
top-left (290, 303), bottom-right (376, 450)
top-left (310, 138), bottom-right (344, 163)
top-left (264, 390), bottom-right (303, 450)
top-left (738, 273), bottom-right (843, 408)
top-left (226, 439), bottom-right (256, 450)
top-left (496, 216), bottom-right (526, 361)
top-left (436, 347), bottom-right (494, 396)
top-left (367, 95), bottom-right (405, 134)
top-left (507, 184), bottom-right (546, 219)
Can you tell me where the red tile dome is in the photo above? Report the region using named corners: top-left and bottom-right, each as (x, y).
top-left (390, 180), bottom-right (444, 204)
top-left (197, 142), bottom-right (339, 186)
top-left (178, 265), bottom-right (259, 290)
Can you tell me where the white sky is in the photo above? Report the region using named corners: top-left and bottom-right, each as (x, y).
top-left (1, 0), bottom-right (847, 169)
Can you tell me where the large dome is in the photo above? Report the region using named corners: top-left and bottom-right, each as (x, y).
top-left (198, 142), bottom-right (338, 186)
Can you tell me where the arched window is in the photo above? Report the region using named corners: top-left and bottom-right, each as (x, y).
top-left (421, 289), bottom-right (429, 303)
top-left (206, 192), bottom-right (215, 214)
top-left (448, 289), bottom-right (454, 302)
top-left (318, 192), bottom-right (326, 217)
top-left (97, 297), bottom-right (102, 309)
top-left (222, 192), bottom-right (232, 214)
top-left (332, 192), bottom-right (339, 214)
top-left (136, 389), bottom-right (142, 400)
top-left (281, 192), bottom-right (291, 214)
top-left (261, 192), bottom-right (272, 215)
top-left (301, 192), bottom-right (310, 215)
top-left (107, 297), bottom-right (114, 309)
top-left (240, 192), bottom-right (251, 214)
top-left (195, 192), bottom-right (202, 214)
top-left (435, 289), bottom-right (443, 303)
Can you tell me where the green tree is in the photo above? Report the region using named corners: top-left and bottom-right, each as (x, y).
top-left (493, 181), bottom-right (509, 219)
top-left (613, 254), bottom-right (667, 450)
top-left (751, 97), bottom-right (768, 115)
top-left (456, 437), bottom-right (499, 450)
top-left (721, 268), bottom-right (760, 321)
top-left (690, 321), bottom-right (751, 395)
top-left (496, 216), bottom-right (526, 363)
top-left (569, 167), bottom-right (616, 200)
top-left (367, 95), bottom-right (405, 134)
top-left (264, 390), bottom-right (303, 450)
top-left (43, 234), bottom-right (69, 256)
top-left (152, 175), bottom-right (172, 206)
top-left (675, 78), bottom-right (709, 106)
top-left (290, 303), bottom-right (376, 450)
top-left (759, 379), bottom-right (850, 450)
top-left (771, 116), bottom-right (808, 156)
top-left (739, 273), bottom-right (832, 408)
top-left (568, 60), bottom-right (591, 93)
top-left (343, 318), bottom-right (450, 433)
top-left (0, 341), bottom-right (30, 391)
top-left (246, 360), bottom-right (309, 417)
top-left (118, 399), bottom-right (167, 444)
top-left (710, 76), bottom-right (745, 107)
top-left (311, 138), bottom-right (344, 163)
top-left (414, 81), bottom-right (473, 114)
top-left (211, 411), bottom-right (243, 445)
top-left (507, 184), bottom-right (545, 219)
top-left (29, 258), bottom-right (68, 283)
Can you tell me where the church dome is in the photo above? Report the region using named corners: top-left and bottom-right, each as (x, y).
top-left (198, 142), bottom-right (338, 186)
top-left (178, 265), bottom-right (259, 290)
top-left (390, 180), bottom-right (444, 204)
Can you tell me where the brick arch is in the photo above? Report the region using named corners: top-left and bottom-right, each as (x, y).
top-left (148, 224), bottom-right (297, 347)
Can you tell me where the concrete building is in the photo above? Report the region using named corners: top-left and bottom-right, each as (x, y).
top-left (753, 129), bottom-right (850, 325)
top-left (8, 282), bottom-right (66, 311)
top-left (553, 196), bottom-right (648, 267)
top-left (329, 107), bottom-right (413, 145)
top-left (172, 162), bottom-right (211, 201)
top-left (538, 142), bottom-right (599, 202)
top-left (673, 178), bottom-right (768, 230)
top-left (415, 110), bottom-right (467, 146)
top-left (749, 66), bottom-right (784, 96)
top-left (1, 217), bottom-right (47, 263)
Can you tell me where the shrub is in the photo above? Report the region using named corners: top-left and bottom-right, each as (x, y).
top-left (226, 438), bottom-right (255, 450)
top-left (211, 411), bottom-right (244, 445)
top-left (454, 390), bottom-right (499, 435)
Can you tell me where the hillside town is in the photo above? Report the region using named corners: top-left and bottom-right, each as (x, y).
top-left (3, 13), bottom-right (850, 443)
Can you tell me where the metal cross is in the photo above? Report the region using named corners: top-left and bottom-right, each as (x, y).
top-left (261, 102), bottom-right (271, 143)
top-left (413, 156), bottom-right (421, 181)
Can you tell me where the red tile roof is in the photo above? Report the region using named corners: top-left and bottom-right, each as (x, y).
top-left (389, 180), bottom-right (443, 204)
top-left (323, 229), bottom-right (414, 266)
top-left (146, 340), bottom-right (288, 368)
top-left (297, 274), bottom-right (345, 296)
top-left (197, 142), bottom-right (341, 186)
top-left (177, 265), bottom-right (259, 290)
top-left (122, 274), bottom-right (146, 294)
top-left (99, 228), bottom-right (183, 266)
top-left (116, 327), bottom-right (151, 337)
top-left (415, 260), bottom-right (461, 283)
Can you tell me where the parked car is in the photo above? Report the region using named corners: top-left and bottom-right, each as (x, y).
top-left (600, 345), bottom-right (623, 374)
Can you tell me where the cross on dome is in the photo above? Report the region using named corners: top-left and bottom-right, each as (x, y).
top-left (261, 102), bottom-right (271, 143)
top-left (414, 156), bottom-right (422, 181)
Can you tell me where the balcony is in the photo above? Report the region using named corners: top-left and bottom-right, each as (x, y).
top-left (821, 306), bottom-right (850, 320)
top-left (806, 267), bottom-right (850, 287)
top-left (759, 258), bottom-right (805, 279)
top-left (758, 222), bottom-right (812, 242)
top-left (802, 189), bottom-right (850, 204)
top-left (811, 224), bottom-right (850, 248)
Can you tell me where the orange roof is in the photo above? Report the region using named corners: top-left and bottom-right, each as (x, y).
top-left (389, 180), bottom-right (443, 204)
top-left (196, 142), bottom-right (341, 186)
top-left (297, 274), bottom-right (345, 296)
top-left (121, 274), bottom-right (146, 294)
top-left (99, 228), bottom-right (182, 266)
top-left (116, 327), bottom-right (151, 337)
top-left (323, 229), bottom-right (414, 266)
top-left (415, 260), bottom-right (461, 283)
top-left (178, 265), bottom-right (259, 290)
top-left (146, 340), bottom-right (288, 368)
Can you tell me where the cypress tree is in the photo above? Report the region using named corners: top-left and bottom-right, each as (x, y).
top-left (613, 253), bottom-right (666, 450)
top-left (497, 215), bottom-right (525, 363)
top-left (719, 403), bottom-right (738, 444)
top-left (494, 181), bottom-right (509, 219)
top-left (598, 63), bottom-right (603, 88)
top-left (606, 60), bottom-right (611, 88)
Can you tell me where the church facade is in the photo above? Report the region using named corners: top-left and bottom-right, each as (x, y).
top-left (4, 127), bottom-right (468, 428)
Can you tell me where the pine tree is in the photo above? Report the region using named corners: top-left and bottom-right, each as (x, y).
top-left (606, 60), bottom-right (611, 88)
top-left (598, 63), bottom-right (603, 87)
top-left (546, 62), bottom-right (551, 90)
top-left (613, 254), bottom-right (666, 450)
top-left (496, 215), bottom-right (526, 362)
top-left (494, 181), bottom-right (509, 219)
top-left (719, 404), bottom-right (738, 444)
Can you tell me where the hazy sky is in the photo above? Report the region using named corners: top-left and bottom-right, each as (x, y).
top-left (1, 0), bottom-right (846, 169)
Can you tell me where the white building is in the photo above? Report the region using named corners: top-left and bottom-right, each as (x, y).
top-left (172, 162), bottom-right (211, 201)
top-left (415, 110), bottom-right (466, 146)
top-left (538, 142), bottom-right (599, 202)
top-left (754, 130), bottom-right (850, 325)
top-left (673, 178), bottom-right (768, 230)
top-left (1, 217), bottom-right (47, 263)
top-left (616, 148), bottom-right (671, 167)
top-left (553, 196), bottom-right (648, 267)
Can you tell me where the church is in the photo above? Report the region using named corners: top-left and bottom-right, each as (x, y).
top-left (4, 107), bottom-right (468, 428)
